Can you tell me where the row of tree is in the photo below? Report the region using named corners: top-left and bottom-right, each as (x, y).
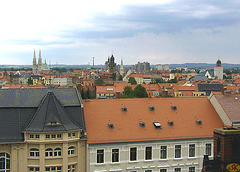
top-left (121, 85), bottom-right (148, 98)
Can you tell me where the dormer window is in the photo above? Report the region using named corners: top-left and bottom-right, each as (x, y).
top-left (108, 123), bottom-right (114, 129)
top-left (153, 122), bottom-right (162, 129)
top-left (139, 121), bottom-right (145, 128)
top-left (47, 122), bottom-right (61, 126)
top-left (122, 107), bottom-right (127, 112)
top-left (171, 105), bottom-right (177, 111)
top-left (149, 106), bottom-right (155, 111)
top-left (196, 120), bottom-right (202, 125)
top-left (168, 120), bottom-right (174, 126)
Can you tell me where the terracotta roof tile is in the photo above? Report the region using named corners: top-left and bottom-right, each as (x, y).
top-left (84, 97), bottom-right (223, 144)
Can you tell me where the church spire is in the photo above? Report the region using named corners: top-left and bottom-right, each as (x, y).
top-left (32, 50), bottom-right (37, 75)
top-left (38, 49), bottom-right (42, 74)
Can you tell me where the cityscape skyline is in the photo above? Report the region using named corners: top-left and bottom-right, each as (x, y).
top-left (0, 0), bottom-right (240, 65)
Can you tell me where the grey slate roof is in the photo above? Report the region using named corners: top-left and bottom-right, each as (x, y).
top-left (198, 84), bottom-right (223, 96)
top-left (24, 91), bottom-right (79, 132)
top-left (191, 75), bottom-right (209, 81)
top-left (0, 88), bottom-right (85, 143)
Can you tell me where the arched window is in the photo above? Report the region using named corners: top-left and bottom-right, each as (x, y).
top-left (0, 152), bottom-right (10, 172)
top-left (45, 148), bottom-right (53, 157)
top-left (54, 148), bottom-right (62, 156)
top-left (68, 147), bottom-right (75, 155)
top-left (30, 148), bottom-right (39, 157)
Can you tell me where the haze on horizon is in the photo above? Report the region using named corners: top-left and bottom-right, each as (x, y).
top-left (0, 0), bottom-right (240, 66)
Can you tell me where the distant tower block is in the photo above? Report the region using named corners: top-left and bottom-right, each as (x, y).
top-left (214, 59), bottom-right (223, 79)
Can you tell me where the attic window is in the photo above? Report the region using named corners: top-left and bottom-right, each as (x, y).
top-left (171, 105), bottom-right (177, 111)
top-left (235, 97), bottom-right (239, 100)
top-left (149, 106), bottom-right (155, 111)
top-left (47, 122), bottom-right (61, 126)
top-left (139, 121), bottom-right (145, 128)
top-left (168, 120), bottom-right (174, 126)
top-left (153, 122), bottom-right (162, 129)
top-left (108, 123), bottom-right (114, 129)
top-left (196, 120), bottom-right (202, 125)
top-left (122, 107), bottom-right (127, 112)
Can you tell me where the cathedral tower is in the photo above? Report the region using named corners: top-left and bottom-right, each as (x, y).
top-left (32, 50), bottom-right (37, 75)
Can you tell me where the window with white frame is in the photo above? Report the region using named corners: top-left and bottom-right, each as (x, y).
top-left (46, 167), bottom-right (61, 172)
top-left (68, 146), bottom-right (75, 155)
top-left (68, 165), bottom-right (75, 172)
top-left (54, 148), bottom-right (62, 156)
top-left (189, 167), bottom-right (195, 172)
top-left (29, 167), bottom-right (39, 172)
top-left (45, 148), bottom-right (53, 157)
top-left (145, 170), bottom-right (152, 172)
top-left (130, 147), bottom-right (137, 161)
top-left (189, 144), bottom-right (195, 157)
top-left (97, 149), bottom-right (104, 163)
top-left (175, 145), bottom-right (181, 158)
top-left (175, 168), bottom-right (181, 172)
top-left (206, 143), bottom-right (211, 156)
top-left (145, 146), bottom-right (152, 160)
top-left (112, 149), bottom-right (119, 162)
top-left (30, 148), bottom-right (39, 157)
top-left (160, 169), bottom-right (167, 172)
top-left (160, 146), bottom-right (167, 159)
top-left (0, 153), bottom-right (10, 172)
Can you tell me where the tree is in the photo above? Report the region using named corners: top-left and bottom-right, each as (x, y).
top-left (80, 89), bottom-right (85, 99)
top-left (118, 75), bottom-right (123, 81)
top-left (128, 77), bottom-right (137, 85)
top-left (95, 78), bottom-right (104, 86)
top-left (155, 78), bottom-right (164, 84)
top-left (86, 88), bottom-right (91, 99)
top-left (27, 77), bottom-right (33, 85)
top-left (133, 84), bottom-right (148, 98)
top-left (121, 86), bottom-right (135, 98)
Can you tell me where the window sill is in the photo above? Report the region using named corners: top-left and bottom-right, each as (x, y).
top-left (188, 157), bottom-right (197, 160)
top-left (159, 159), bottom-right (168, 161)
top-left (173, 158), bottom-right (183, 160)
top-left (128, 161), bottom-right (138, 164)
top-left (28, 157), bottom-right (40, 160)
top-left (95, 163), bottom-right (105, 166)
top-left (144, 160), bottom-right (154, 162)
top-left (111, 162), bottom-right (120, 165)
top-left (45, 156), bottom-right (62, 159)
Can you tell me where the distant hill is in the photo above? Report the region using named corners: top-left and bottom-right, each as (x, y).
top-left (0, 63), bottom-right (240, 69)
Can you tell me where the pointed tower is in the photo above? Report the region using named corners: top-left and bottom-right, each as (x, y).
top-left (24, 91), bottom-right (79, 132)
top-left (38, 49), bottom-right (42, 74)
top-left (120, 58), bottom-right (124, 76)
top-left (32, 50), bottom-right (37, 75)
top-left (214, 59), bottom-right (223, 79)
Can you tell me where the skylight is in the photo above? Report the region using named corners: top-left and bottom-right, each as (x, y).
top-left (139, 121), bottom-right (145, 128)
top-left (171, 105), bottom-right (177, 111)
top-left (149, 106), bottom-right (155, 111)
top-left (122, 107), bottom-right (127, 112)
top-left (108, 123), bottom-right (114, 129)
top-left (153, 122), bottom-right (161, 129)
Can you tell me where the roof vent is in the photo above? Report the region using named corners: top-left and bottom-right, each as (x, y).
top-left (122, 107), bottom-right (127, 112)
top-left (168, 120), bottom-right (174, 126)
top-left (139, 121), bottom-right (145, 128)
top-left (153, 122), bottom-right (162, 129)
top-left (171, 105), bottom-right (177, 111)
top-left (235, 97), bottom-right (239, 100)
top-left (149, 106), bottom-right (155, 111)
top-left (108, 123), bottom-right (114, 129)
top-left (196, 120), bottom-right (202, 125)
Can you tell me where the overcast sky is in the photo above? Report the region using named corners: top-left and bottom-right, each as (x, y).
top-left (0, 0), bottom-right (240, 65)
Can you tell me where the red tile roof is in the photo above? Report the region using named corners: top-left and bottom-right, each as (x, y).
top-left (84, 97), bottom-right (223, 144)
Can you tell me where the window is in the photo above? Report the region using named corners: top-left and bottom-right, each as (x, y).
top-left (35, 134), bottom-right (40, 139)
top-left (30, 134), bottom-right (34, 139)
top-left (51, 134), bottom-right (56, 139)
top-left (130, 147), bottom-right (137, 161)
top-left (46, 134), bottom-right (50, 139)
top-left (160, 169), bottom-right (167, 172)
top-left (54, 148), bottom-right (62, 156)
top-left (145, 170), bottom-right (152, 172)
top-left (160, 146), bottom-right (167, 159)
top-left (112, 149), bottom-right (119, 162)
top-left (30, 148), bottom-right (39, 157)
top-left (97, 149), bottom-right (104, 163)
top-left (68, 133), bottom-right (71, 138)
top-left (29, 167), bottom-right (39, 172)
top-left (68, 165), bottom-right (75, 172)
top-left (189, 167), bottom-right (195, 172)
top-left (45, 148), bottom-right (53, 157)
top-left (175, 168), bottom-right (181, 172)
top-left (46, 167), bottom-right (61, 172)
top-left (72, 165), bottom-right (75, 172)
top-left (145, 147), bottom-right (152, 160)
top-left (68, 147), bottom-right (75, 155)
top-left (72, 133), bottom-right (76, 137)
top-left (57, 167), bottom-right (62, 172)
top-left (57, 134), bottom-right (62, 139)
top-left (189, 144), bottom-right (195, 157)
top-left (0, 153), bottom-right (10, 172)
top-left (175, 145), bottom-right (181, 158)
top-left (206, 144), bottom-right (211, 156)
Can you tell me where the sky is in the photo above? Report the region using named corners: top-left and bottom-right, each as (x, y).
top-left (0, 0), bottom-right (240, 65)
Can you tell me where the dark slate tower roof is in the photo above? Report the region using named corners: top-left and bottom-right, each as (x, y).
top-left (24, 91), bottom-right (79, 132)
top-left (0, 88), bottom-right (86, 143)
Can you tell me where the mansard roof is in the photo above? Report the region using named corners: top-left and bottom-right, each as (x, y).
top-left (24, 91), bottom-right (79, 132)
top-left (0, 88), bottom-right (85, 143)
